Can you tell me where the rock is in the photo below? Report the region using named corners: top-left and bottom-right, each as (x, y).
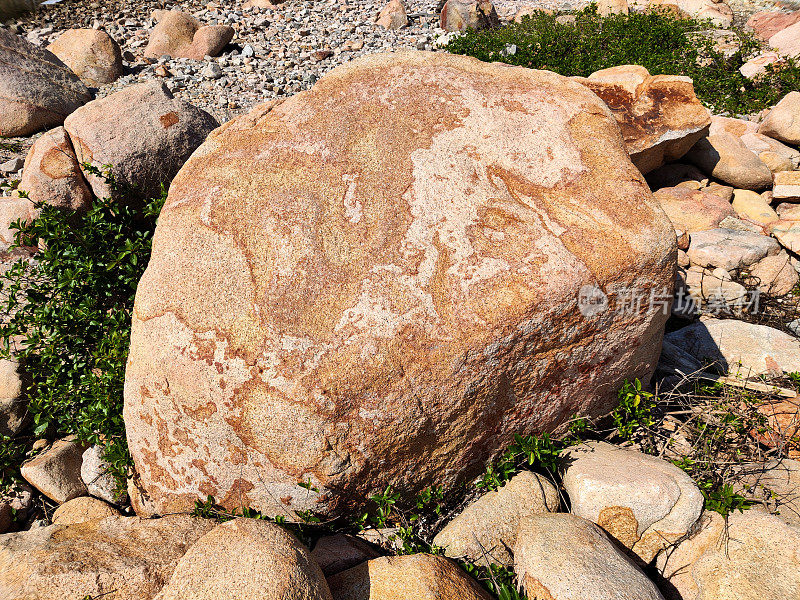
top-left (123, 51), bottom-right (677, 517)
top-left (513, 5), bottom-right (544, 22)
top-left (0, 158), bottom-right (23, 174)
top-left (51, 495), bottom-right (120, 525)
top-left (440, 0), bottom-right (499, 31)
top-left (665, 318), bottom-right (800, 375)
top-left (657, 510), bottom-right (800, 600)
top-left (731, 189), bottom-right (779, 226)
top-left (598, 0), bottom-right (628, 16)
top-left (747, 251), bottom-right (799, 296)
top-left (777, 202), bottom-right (800, 220)
top-left (561, 441), bottom-right (703, 563)
top-left (514, 513), bottom-right (665, 600)
top-left (18, 126), bottom-right (94, 212)
top-left (748, 10), bottom-right (800, 42)
top-left (20, 436), bottom-right (87, 504)
top-left (735, 459), bottom-right (800, 527)
top-left (0, 482), bottom-right (34, 532)
top-left (0, 357), bottom-right (26, 437)
top-left (741, 132), bottom-right (800, 171)
top-left (64, 81), bottom-right (218, 202)
top-left (705, 182), bottom-right (734, 202)
top-left (46, 28), bottom-right (123, 87)
top-left (653, 186), bottom-right (735, 233)
top-left (433, 471), bottom-right (558, 567)
top-left (377, 0), bottom-right (408, 29)
top-left (0, 196), bottom-right (35, 250)
top-left (739, 52), bottom-right (782, 80)
top-left (327, 554), bottom-right (492, 600)
top-left (312, 534), bottom-right (381, 576)
top-left (770, 220), bottom-right (800, 253)
top-left (0, 29), bottom-right (92, 137)
top-left (154, 518), bottom-right (333, 600)
top-left (773, 171), bottom-right (800, 202)
top-left (200, 62), bottom-right (222, 80)
top-left (678, 266), bottom-right (748, 310)
top-left (357, 527), bottom-right (403, 553)
top-left (751, 398), bottom-right (800, 451)
top-left (770, 21), bottom-right (800, 58)
top-left (649, 0), bottom-right (732, 27)
top-left (144, 10), bottom-right (234, 60)
top-left (686, 228), bottom-right (780, 271)
top-left (685, 133), bottom-right (773, 191)
top-left (127, 474), bottom-right (158, 517)
top-left (81, 444), bottom-right (125, 504)
top-left (759, 92), bottom-right (800, 145)
top-left (709, 115), bottom-right (758, 138)
top-left (0, 515), bottom-right (216, 600)
top-left (574, 65), bottom-right (710, 174)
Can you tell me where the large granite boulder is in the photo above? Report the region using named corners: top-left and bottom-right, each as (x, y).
top-left (0, 28), bottom-right (92, 137)
top-left (123, 51), bottom-right (677, 518)
top-left (46, 28), bottom-right (123, 87)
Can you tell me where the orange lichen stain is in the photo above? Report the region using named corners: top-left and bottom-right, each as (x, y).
top-left (184, 401), bottom-right (218, 421)
top-left (160, 111), bottom-right (180, 128)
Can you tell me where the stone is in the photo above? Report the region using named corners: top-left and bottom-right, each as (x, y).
top-left (653, 186), bottom-right (735, 233)
top-left (598, 0), bottom-right (628, 16)
top-left (0, 196), bottom-right (34, 251)
top-left (514, 513), bottom-right (665, 600)
top-left (154, 519), bottom-right (333, 600)
top-left (377, 0), bottom-right (408, 29)
top-left (0, 515), bottom-right (216, 600)
top-left (433, 471), bottom-right (558, 567)
top-left (731, 189), bottom-right (779, 226)
top-left (735, 459), bottom-right (800, 527)
top-left (649, 0), bottom-right (732, 27)
top-left (18, 126), bottom-right (94, 212)
top-left (327, 554), bottom-right (492, 600)
top-left (51, 495), bottom-right (120, 525)
top-left (0, 29), bottom-right (92, 137)
top-left (127, 474), bottom-right (158, 517)
top-left (123, 51), bottom-right (677, 517)
top-left (144, 11), bottom-right (234, 60)
top-left (759, 92), bottom-right (800, 145)
top-left (0, 482), bottom-right (34, 530)
top-left (574, 65), bottom-right (710, 174)
top-left (678, 266), bottom-right (748, 310)
top-left (64, 81), bottom-right (218, 202)
top-left (81, 444), bottom-right (125, 504)
top-left (751, 398), bottom-right (800, 451)
top-left (440, 0), bottom-right (499, 32)
top-left (741, 132), bottom-right (800, 171)
top-left (0, 357), bottom-right (26, 437)
top-left (704, 183), bottom-right (734, 202)
top-left (686, 228), bottom-right (779, 271)
top-left (747, 251), bottom-right (799, 296)
top-left (685, 133), bottom-right (773, 191)
top-left (770, 21), bottom-right (800, 58)
top-left (311, 534), bottom-right (381, 576)
top-left (20, 436), bottom-right (87, 504)
top-left (561, 441), bottom-right (703, 563)
top-left (0, 158), bottom-right (23, 173)
top-left (46, 28), bottom-right (123, 87)
top-left (777, 202), bottom-right (800, 220)
top-left (773, 170), bottom-right (800, 201)
top-left (748, 10), bottom-right (800, 42)
top-left (739, 52), bottom-right (782, 80)
top-left (709, 115), bottom-right (758, 138)
top-left (665, 318), bottom-right (800, 376)
top-left (657, 510), bottom-right (800, 600)
top-left (770, 220), bottom-right (800, 253)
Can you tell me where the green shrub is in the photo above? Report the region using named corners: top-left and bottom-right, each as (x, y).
top-left (0, 179), bottom-right (165, 495)
top-left (445, 6), bottom-right (800, 114)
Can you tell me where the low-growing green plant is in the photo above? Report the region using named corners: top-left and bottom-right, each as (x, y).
top-left (612, 378), bottom-right (657, 441)
top-left (461, 562), bottom-right (527, 600)
top-left (0, 434), bottom-right (26, 493)
top-left (445, 6), bottom-right (800, 114)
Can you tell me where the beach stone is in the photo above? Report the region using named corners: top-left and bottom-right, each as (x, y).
top-left (748, 10), bottom-right (800, 41)
top-left (311, 534), bottom-right (381, 576)
top-left (144, 10), bottom-right (234, 60)
top-left (46, 28), bottom-right (123, 87)
top-left (747, 251), bottom-right (799, 296)
top-left (686, 228), bottom-right (779, 271)
top-left (685, 133), bottom-right (773, 191)
top-left (20, 436), bottom-right (88, 504)
top-left (770, 21), bottom-right (800, 58)
top-left (731, 189), bottom-right (779, 226)
top-left (739, 52), bottom-right (782, 79)
top-left (440, 0), bottom-right (499, 31)
top-left (51, 495), bottom-right (120, 525)
top-left (0, 357), bottom-right (26, 437)
top-left (759, 91), bottom-right (800, 145)
top-left (773, 171), bottom-right (800, 202)
top-left (653, 186), bottom-right (735, 233)
top-left (376, 0), bottom-right (408, 29)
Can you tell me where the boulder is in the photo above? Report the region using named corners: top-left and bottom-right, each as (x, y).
top-left (51, 495), bottom-right (120, 525)
top-left (598, 0), bottom-right (628, 15)
top-left (0, 357), bottom-right (26, 437)
top-left (0, 197), bottom-right (34, 250)
top-left (653, 186), bottom-right (735, 233)
top-left (143, 10), bottom-right (234, 60)
top-left (686, 228), bottom-right (780, 271)
top-left (81, 444), bottom-right (125, 504)
top-left (777, 202), bottom-right (800, 220)
top-left (731, 189), bottom-right (779, 227)
top-left (574, 65), bottom-right (711, 174)
top-left (0, 29), bottom-right (92, 137)
top-left (561, 442), bottom-right (703, 563)
top-left (0, 0), bottom-right (37, 19)
top-left (741, 132), bottom-right (800, 172)
top-left (311, 534), bottom-right (381, 576)
top-left (0, 515), bottom-right (216, 600)
top-left (20, 436), bottom-right (87, 504)
top-left (0, 482), bottom-right (33, 533)
top-left (64, 81), bottom-right (218, 202)
top-left (747, 251), bottom-right (799, 296)
top-left (514, 513), bottom-right (665, 600)
top-left (46, 28), bottom-right (123, 87)
top-left (709, 115), bottom-right (758, 138)
top-left (770, 21), bottom-right (800, 58)
top-left (657, 510), bottom-right (800, 600)
top-left (440, 0), bottom-right (499, 31)
top-left (665, 318), bottom-right (800, 375)
top-left (739, 52), bottom-right (782, 80)
top-left (677, 266), bottom-right (748, 310)
top-left (327, 554), bottom-right (492, 600)
top-left (123, 51), bottom-right (677, 517)
top-left (748, 10), bottom-right (800, 42)
top-left (773, 170), bottom-right (800, 202)
top-left (432, 470), bottom-right (558, 567)
top-left (759, 91), bottom-right (800, 145)
top-left (153, 519), bottom-right (333, 600)
top-left (735, 459), bottom-right (800, 527)
top-left (18, 126), bottom-right (94, 212)
top-left (770, 220), bottom-right (800, 253)
top-left (376, 0), bottom-right (408, 29)
top-left (649, 0), bottom-right (733, 27)
top-left (685, 133), bottom-right (773, 191)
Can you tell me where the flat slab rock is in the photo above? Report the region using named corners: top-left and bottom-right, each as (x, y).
top-left (686, 228), bottom-right (780, 271)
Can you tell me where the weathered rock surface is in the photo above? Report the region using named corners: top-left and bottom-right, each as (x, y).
top-left (748, 10), bottom-right (800, 42)
top-left (154, 518), bottom-right (333, 600)
top-left (327, 554), bottom-right (492, 600)
top-left (747, 251), bottom-right (799, 296)
top-left (759, 91), bottom-right (800, 145)
top-left (0, 29), bottom-right (92, 137)
top-left (561, 442), bottom-right (703, 563)
top-left (649, 0), bottom-right (733, 26)
top-left (18, 126), bottom-right (94, 212)
top-left (0, 515), bottom-right (215, 600)
top-left (573, 65), bottom-right (711, 174)
top-left (657, 510), bottom-right (800, 600)
top-left (770, 21), bottom-right (800, 58)
top-left (46, 28), bottom-right (123, 87)
top-left (0, 357), bottom-right (26, 437)
top-left (514, 513), bottom-right (665, 600)
top-left (686, 228), bottom-right (780, 271)
top-left (433, 470), bottom-right (558, 567)
top-left (735, 459), bottom-right (800, 527)
top-left (0, 198), bottom-right (34, 250)
top-left (144, 10), bottom-right (234, 60)
top-left (440, 0), bottom-right (499, 31)
top-left (739, 51), bottom-right (782, 80)
top-left (64, 81), bottom-right (218, 201)
top-left (677, 266), bottom-right (748, 311)
top-left (741, 132), bottom-right (800, 172)
top-left (773, 170), bottom-right (800, 202)
top-left (51, 495), bottom-right (121, 525)
top-left (20, 437), bottom-right (88, 504)
top-left (123, 51), bottom-right (677, 517)
top-left (665, 318), bottom-right (800, 375)
top-left (731, 189), bottom-right (779, 227)
top-left (653, 186), bottom-right (735, 233)
top-left (82, 444), bottom-right (125, 504)
top-left (376, 0), bottom-right (408, 29)
top-left (685, 133), bottom-right (773, 191)
top-left (312, 534), bottom-right (381, 576)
